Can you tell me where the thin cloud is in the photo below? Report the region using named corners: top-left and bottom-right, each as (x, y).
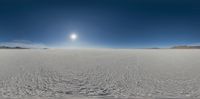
top-left (188, 43), bottom-right (200, 46)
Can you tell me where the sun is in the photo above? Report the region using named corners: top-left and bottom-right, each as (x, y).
top-left (70, 33), bottom-right (78, 41)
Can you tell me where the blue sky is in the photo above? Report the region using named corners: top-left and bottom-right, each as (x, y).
top-left (0, 0), bottom-right (200, 48)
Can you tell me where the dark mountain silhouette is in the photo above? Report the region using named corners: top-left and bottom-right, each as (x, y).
top-left (0, 46), bottom-right (29, 49)
top-left (171, 45), bottom-right (200, 49)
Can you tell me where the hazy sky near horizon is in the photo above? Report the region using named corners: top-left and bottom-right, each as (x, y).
top-left (0, 0), bottom-right (200, 48)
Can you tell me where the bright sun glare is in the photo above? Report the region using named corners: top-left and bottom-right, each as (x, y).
top-left (70, 33), bottom-right (78, 41)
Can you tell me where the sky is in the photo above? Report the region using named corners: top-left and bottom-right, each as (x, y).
top-left (0, 0), bottom-right (200, 48)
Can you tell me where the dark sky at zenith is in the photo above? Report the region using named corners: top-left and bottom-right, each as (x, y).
top-left (0, 0), bottom-right (200, 48)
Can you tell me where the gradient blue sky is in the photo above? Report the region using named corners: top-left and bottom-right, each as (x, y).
top-left (0, 0), bottom-right (200, 48)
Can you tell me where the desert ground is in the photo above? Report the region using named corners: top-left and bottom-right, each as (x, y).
top-left (0, 49), bottom-right (200, 99)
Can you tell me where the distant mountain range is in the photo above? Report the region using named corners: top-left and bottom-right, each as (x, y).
top-left (171, 45), bottom-right (200, 49)
top-left (0, 46), bottom-right (48, 49)
top-left (1, 45), bottom-right (200, 49)
top-left (0, 46), bottom-right (29, 49)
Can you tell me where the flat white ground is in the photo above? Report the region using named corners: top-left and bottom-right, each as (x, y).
top-left (0, 49), bottom-right (200, 99)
